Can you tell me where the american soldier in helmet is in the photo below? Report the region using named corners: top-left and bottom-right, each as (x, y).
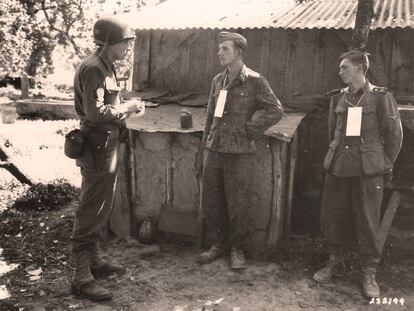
top-left (70, 16), bottom-right (144, 301)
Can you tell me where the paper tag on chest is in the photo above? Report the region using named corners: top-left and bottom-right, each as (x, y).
top-left (214, 90), bottom-right (228, 118)
top-left (346, 107), bottom-right (362, 136)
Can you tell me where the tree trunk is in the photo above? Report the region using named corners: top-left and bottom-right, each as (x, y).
top-left (352, 0), bottom-right (374, 51)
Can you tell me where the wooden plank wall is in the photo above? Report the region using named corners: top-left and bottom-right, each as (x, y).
top-left (133, 30), bottom-right (151, 90)
top-left (133, 28), bottom-right (414, 97)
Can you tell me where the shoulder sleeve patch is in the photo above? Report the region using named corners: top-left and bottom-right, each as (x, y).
top-left (325, 88), bottom-right (345, 97)
top-left (372, 87), bottom-right (388, 94)
top-left (95, 87), bottom-right (105, 102)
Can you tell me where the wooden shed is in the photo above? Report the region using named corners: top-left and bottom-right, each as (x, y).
top-left (110, 0), bottom-right (414, 250)
top-left (108, 0), bottom-right (304, 254)
top-left (122, 105), bottom-right (304, 255)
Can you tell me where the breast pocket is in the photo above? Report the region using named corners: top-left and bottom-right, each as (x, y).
top-left (231, 88), bottom-right (251, 114)
top-left (361, 103), bottom-right (378, 130)
top-left (232, 88), bottom-right (250, 100)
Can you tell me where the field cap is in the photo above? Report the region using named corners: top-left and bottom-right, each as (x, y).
top-left (218, 31), bottom-right (247, 50)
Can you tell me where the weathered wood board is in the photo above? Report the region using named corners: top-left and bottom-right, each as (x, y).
top-left (171, 134), bottom-right (200, 212)
top-left (132, 132), bottom-right (170, 220)
top-left (126, 104), bottom-right (305, 142)
top-left (249, 138), bottom-right (273, 230)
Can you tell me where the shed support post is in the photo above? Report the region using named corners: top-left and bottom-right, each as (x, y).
top-left (284, 132), bottom-right (298, 238)
top-left (267, 140), bottom-right (288, 248)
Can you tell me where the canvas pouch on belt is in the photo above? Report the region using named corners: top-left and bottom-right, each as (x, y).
top-left (64, 129), bottom-right (85, 159)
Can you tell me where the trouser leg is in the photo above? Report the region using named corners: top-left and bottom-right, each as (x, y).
top-left (223, 153), bottom-right (254, 249)
top-left (351, 175), bottom-right (383, 268)
top-left (320, 172), bottom-right (354, 259)
top-left (201, 151), bottom-right (229, 244)
top-left (71, 167), bottom-right (117, 284)
top-left (90, 243), bottom-right (105, 268)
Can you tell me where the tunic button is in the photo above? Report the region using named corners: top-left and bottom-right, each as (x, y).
top-left (345, 146), bottom-right (349, 149)
top-left (223, 122), bottom-right (226, 126)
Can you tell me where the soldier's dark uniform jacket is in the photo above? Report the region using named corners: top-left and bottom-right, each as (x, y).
top-left (74, 52), bottom-right (125, 125)
top-left (74, 52), bottom-right (126, 173)
top-left (202, 65), bottom-right (284, 154)
top-left (321, 81), bottom-right (403, 267)
top-left (324, 82), bottom-right (402, 176)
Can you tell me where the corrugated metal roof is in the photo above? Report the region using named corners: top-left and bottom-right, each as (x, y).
top-left (121, 0), bottom-right (296, 30)
top-left (271, 0), bottom-right (414, 29)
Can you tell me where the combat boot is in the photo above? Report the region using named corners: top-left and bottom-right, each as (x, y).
top-left (230, 246), bottom-right (246, 270)
top-left (197, 242), bottom-right (227, 264)
top-left (89, 243), bottom-right (126, 277)
top-left (313, 259), bottom-right (346, 283)
top-left (362, 268), bottom-right (380, 298)
top-left (72, 250), bottom-right (94, 286)
top-left (91, 261), bottom-right (126, 278)
top-left (71, 279), bottom-right (112, 301)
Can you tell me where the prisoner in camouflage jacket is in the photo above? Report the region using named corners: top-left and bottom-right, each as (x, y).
top-left (202, 65), bottom-right (284, 154)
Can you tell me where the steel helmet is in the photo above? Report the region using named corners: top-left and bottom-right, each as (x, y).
top-left (93, 16), bottom-right (136, 46)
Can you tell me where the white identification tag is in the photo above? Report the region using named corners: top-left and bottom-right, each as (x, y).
top-left (214, 90), bottom-right (228, 118)
top-left (346, 107), bottom-right (362, 136)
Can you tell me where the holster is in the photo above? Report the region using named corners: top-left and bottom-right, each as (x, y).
top-left (75, 123), bottom-right (119, 173)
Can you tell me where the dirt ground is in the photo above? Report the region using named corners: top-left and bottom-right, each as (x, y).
top-left (0, 104), bottom-right (413, 311)
top-left (0, 201), bottom-right (413, 311)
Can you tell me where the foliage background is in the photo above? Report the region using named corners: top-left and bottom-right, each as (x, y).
top-left (0, 0), bottom-right (160, 91)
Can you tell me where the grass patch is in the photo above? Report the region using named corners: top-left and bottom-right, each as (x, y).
top-left (13, 178), bottom-right (79, 212)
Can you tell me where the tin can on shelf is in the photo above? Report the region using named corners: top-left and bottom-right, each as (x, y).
top-left (180, 109), bottom-right (193, 129)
